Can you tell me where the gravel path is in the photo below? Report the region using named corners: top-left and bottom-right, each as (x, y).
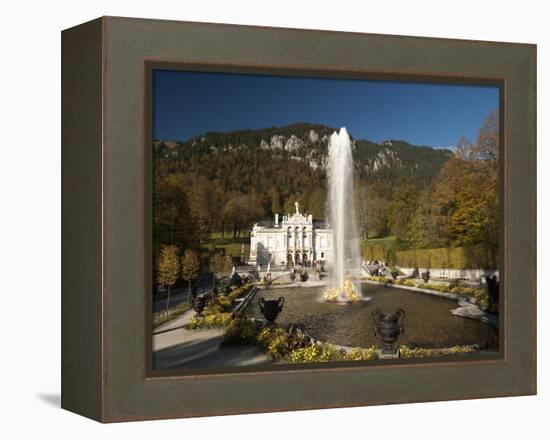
top-left (152, 309), bottom-right (271, 370)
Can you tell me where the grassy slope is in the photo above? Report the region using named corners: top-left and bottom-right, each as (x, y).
top-left (364, 235), bottom-right (396, 245)
top-left (204, 231), bottom-right (250, 259)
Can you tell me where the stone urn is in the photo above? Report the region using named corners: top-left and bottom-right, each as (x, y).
top-left (192, 295), bottom-right (206, 317)
top-left (259, 297), bottom-right (285, 323)
top-left (372, 308), bottom-right (405, 354)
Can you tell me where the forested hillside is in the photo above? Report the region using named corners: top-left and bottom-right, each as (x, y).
top-left (153, 114), bottom-right (498, 266)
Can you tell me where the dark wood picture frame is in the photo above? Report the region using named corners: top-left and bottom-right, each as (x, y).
top-left (62, 16), bottom-right (536, 422)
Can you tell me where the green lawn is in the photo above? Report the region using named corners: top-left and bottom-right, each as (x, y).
top-left (205, 231), bottom-right (250, 259)
top-left (206, 233), bottom-right (395, 260)
top-left (208, 230), bottom-right (250, 240)
top-left (364, 235), bottom-right (397, 245)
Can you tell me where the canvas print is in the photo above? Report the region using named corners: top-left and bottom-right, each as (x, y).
top-left (151, 70), bottom-right (500, 371)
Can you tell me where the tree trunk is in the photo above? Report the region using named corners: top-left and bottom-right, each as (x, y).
top-left (165, 285), bottom-right (171, 317)
top-left (187, 280), bottom-right (192, 306)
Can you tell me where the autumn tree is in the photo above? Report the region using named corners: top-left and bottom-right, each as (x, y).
top-left (453, 115), bottom-right (498, 252)
top-left (428, 116), bottom-right (499, 261)
top-left (181, 249), bottom-right (201, 305)
top-left (355, 182), bottom-right (368, 240)
top-left (407, 189), bottom-right (441, 249)
top-left (188, 176), bottom-right (224, 242)
top-left (268, 188), bottom-right (282, 215)
top-left (223, 193), bottom-right (263, 238)
top-left (209, 253), bottom-right (225, 289)
top-left (157, 245), bottom-right (180, 314)
top-left (475, 111), bottom-right (499, 259)
top-left (283, 196), bottom-right (301, 215)
top-left (473, 111), bottom-right (499, 162)
top-left (305, 187), bottom-right (326, 219)
top-left (154, 173), bottom-right (195, 250)
top-left (250, 190), bottom-right (268, 220)
top-left (209, 253), bottom-right (225, 273)
top-left (355, 182), bottom-right (389, 240)
top-left (222, 255), bottom-right (234, 273)
top-left (388, 177), bottom-right (419, 244)
top-left (208, 253), bottom-right (235, 289)
top-left (152, 117), bottom-right (498, 267)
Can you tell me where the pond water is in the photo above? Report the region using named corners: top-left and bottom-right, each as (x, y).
top-left (244, 284), bottom-right (498, 349)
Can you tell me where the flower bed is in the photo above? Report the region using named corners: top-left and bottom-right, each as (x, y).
top-left (185, 283), bottom-right (253, 329)
top-left (186, 312), bottom-right (233, 329)
top-left (184, 281), bottom-right (482, 363)
top-left (221, 318), bottom-right (378, 362)
top-left (365, 276), bottom-right (489, 304)
top-left (398, 345), bottom-right (478, 358)
top-left (288, 344), bottom-right (378, 363)
top-left (221, 316), bottom-right (481, 362)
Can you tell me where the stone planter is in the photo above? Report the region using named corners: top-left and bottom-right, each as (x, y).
top-left (259, 297), bottom-right (285, 323)
top-left (372, 308), bottom-right (405, 355)
top-left (192, 295), bottom-right (206, 317)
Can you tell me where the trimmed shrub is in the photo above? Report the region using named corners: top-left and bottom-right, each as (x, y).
top-left (344, 347), bottom-right (378, 361)
top-left (288, 344), bottom-right (378, 363)
top-left (429, 247), bottom-right (449, 268)
top-left (415, 249), bottom-right (431, 268)
top-left (203, 303), bottom-right (224, 315)
top-left (187, 312), bottom-right (233, 329)
top-left (394, 278), bottom-right (417, 287)
top-left (394, 245), bottom-right (495, 270)
top-left (372, 244), bottom-right (386, 261)
top-left (289, 344), bottom-right (345, 363)
top-left (363, 244), bottom-right (373, 262)
top-left (362, 241), bottom-right (396, 265)
top-left (223, 318), bottom-right (258, 345)
top-left (448, 247), bottom-right (468, 269)
top-left (369, 276), bottom-right (488, 301)
top-left (185, 284), bottom-right (254, 331)
top-left (477, 297), bottom-right (490, 311)
top-left (256, 327), bottom-right (291, 359)
top-left (399, 345), bottom-right (477, 359)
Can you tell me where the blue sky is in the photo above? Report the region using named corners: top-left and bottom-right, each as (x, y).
top-left (153, 70), bottom-right (499, 149)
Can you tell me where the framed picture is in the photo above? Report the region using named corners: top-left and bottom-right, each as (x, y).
top-left (62, 16), bottom-right (536, 422)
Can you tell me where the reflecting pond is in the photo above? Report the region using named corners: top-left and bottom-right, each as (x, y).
top-left (245, 284), bottom-right (498, 349)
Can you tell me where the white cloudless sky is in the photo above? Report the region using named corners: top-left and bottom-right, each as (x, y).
top-left (0, 0), bottom-right (546, 438)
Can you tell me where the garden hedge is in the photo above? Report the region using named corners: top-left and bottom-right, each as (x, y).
top-left (362, 242), bottom-right (497, 269)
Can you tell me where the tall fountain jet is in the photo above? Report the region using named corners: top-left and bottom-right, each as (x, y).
top-left (324, 127), bottom-right (362, 302)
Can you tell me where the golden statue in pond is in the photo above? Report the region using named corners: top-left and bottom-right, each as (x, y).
top-left (323, 276), bottom-right (362, 302)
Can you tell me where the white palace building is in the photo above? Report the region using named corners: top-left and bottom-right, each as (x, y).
top-left (248, 202), bottom-right (333, 267)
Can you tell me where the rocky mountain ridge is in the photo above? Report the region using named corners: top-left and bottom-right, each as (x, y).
top-left (154, 122), bottom-right (453, 185)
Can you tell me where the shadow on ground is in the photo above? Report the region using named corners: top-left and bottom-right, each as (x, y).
top-left (37, 393), bottom-right (61, 408)
top-left (153, 336), bottom-right (271, 370)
